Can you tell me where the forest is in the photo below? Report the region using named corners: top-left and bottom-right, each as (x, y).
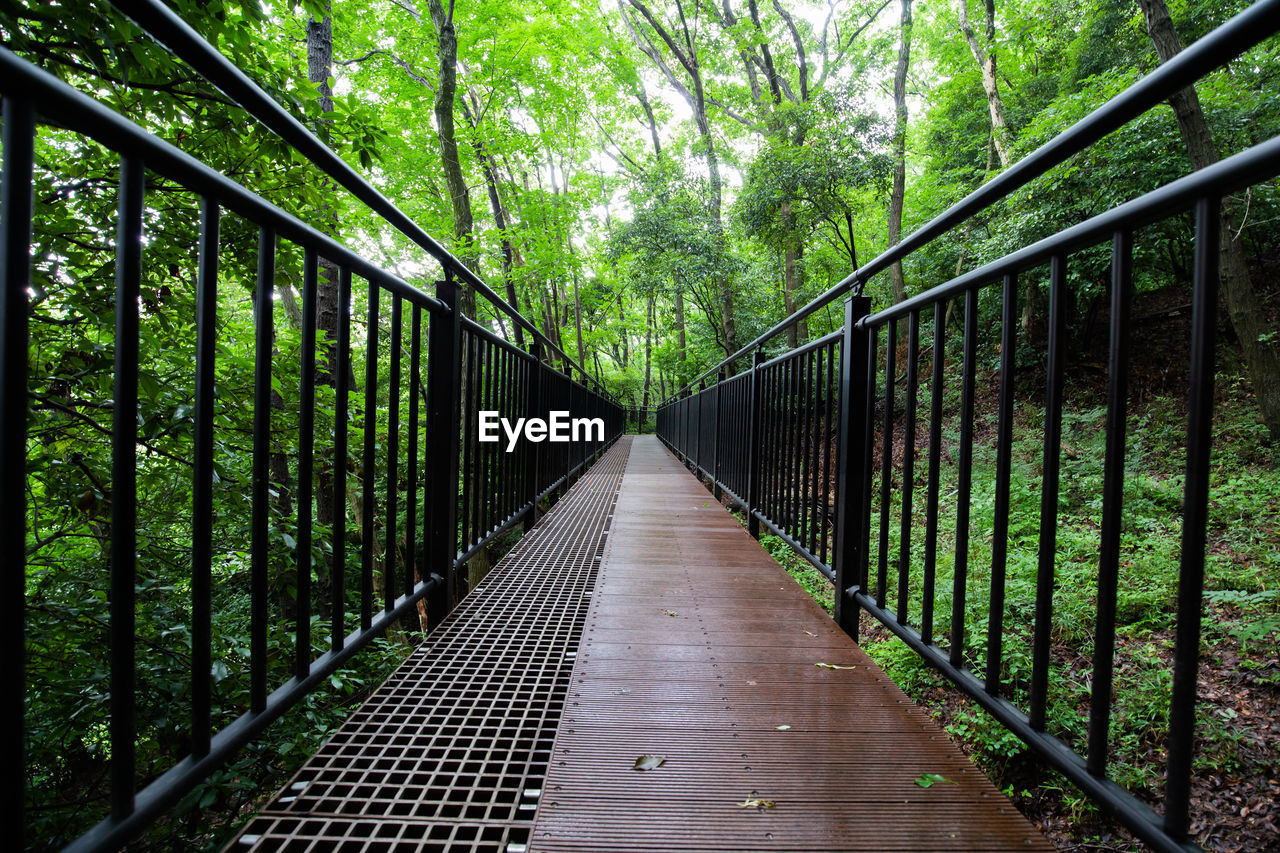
top-left (4, 0), bottom-right (1279, 849)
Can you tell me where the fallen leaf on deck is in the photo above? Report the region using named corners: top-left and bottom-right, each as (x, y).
top-left (774, 725), bottom-right (791, 731)
top-left (814, 662), bottom-right (856, 670)
top-left (664, 609), bottom-right (678, 617)
top-left (633, 755), bottom-right (666, 771)
top-left (738, 798), bottom-right (775, 810)
top-left (914, 773), bottom-right (954, 788)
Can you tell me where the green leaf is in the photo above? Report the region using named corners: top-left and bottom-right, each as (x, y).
top-left (914, 773), bottom-right (953, 788)
top-left (633, 754), bottom-right (665, 771)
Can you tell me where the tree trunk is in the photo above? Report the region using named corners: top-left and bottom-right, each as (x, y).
top-left (636, 79), bottom-right (663, 158)
top-left (1138, 0), bottom-right (1280, 440)
top-left (643, 295), bottom-right (655, 412)
top-left (887, 0), bottom-right (913, 304)
top-left (624, 0), bottom-right (738, 369)
top-left (957, 0), bottom-right (1012, 169)
top-left (426, 0), bottom-right (477, 319)
top-left (780, 202), bottom-right (807, 348)
top-left (572, 264), bottom-right (585, 366)
top-left (462, 94), bottom-right (523, 346)
top-left (617, 294), bottom-right (629, 368)
top-left (306, 6), bottom-right (352, 623)
top-left (673, 287), bottom-right (687, 365)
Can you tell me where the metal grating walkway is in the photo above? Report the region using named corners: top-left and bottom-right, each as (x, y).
top-left (528, 436), bottom-right (1051, 852)
top-left (232, 438), bottom-right (630, 852)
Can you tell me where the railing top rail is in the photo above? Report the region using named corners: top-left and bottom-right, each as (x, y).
top-left (758, 328), bottom-right (844, 372)
top-left (0, 46), bottom-right (446, 312)
top-left (110, 0), bottom-right (605, 393)
top-left (666, 0), bottom-right (1280, 400)
top-left (859, 132), bottom-right (1280, 328)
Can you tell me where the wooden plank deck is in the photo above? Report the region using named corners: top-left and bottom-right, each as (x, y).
top-left (529, 435), bottom-right (1050, 852)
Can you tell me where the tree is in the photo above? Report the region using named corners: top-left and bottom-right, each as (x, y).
top-left (620, 0), bottom-right (740, 370)
top-left (887, 0), bottom-right (913, 304)
top-left (1136, 0), bottom-right (1280, 440)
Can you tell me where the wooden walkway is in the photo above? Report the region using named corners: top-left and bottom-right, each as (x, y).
top-left (529, 436), bottom-right (1048, 852)
top-left (236, 435), bottom-right (1049, 852)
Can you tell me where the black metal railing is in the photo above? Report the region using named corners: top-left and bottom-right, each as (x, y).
top-left (1, 6), bottom-right (620, 850)
top-left (657, 3), bottom-right (1280, 851)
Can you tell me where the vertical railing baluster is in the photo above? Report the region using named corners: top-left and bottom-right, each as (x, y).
top-left (495, 343), bottom-right (506, 526)
top-left (772, 368), bottom-right (783, 528)
top-left (191, 199), bottom-right (218, 754)
top-left (808, 348), bottom-right (821, 555)
top-left (746, 349), bottom-right (764, 538)
top-left (360, 281), bottom-right (379, 629)
top-left (112, 155), bottom-right (145, 818)
top-left (922, 305), bottom-right (945, 646)
top-left (475, 339), bottom-right (489, 541)
top-left (426, 277), bottom-right (462, 619)
top-left (506, 353), bottom-right (515, 512)
top-left (1088, 233), bottom-right (1131, 773)
top-left (384, 294), bottom-right (401, 613)
top-left (487, 341), bottom-right (499, 530)
top-left (951, 287), bottom-right (978, 670)
top-left (331, 268), bottom-right (352, 651)
top-left (858, 324), bottom-right (878, 617)
top-left (0, 99), bottom-right (35, 831)
top-left (1030, 256), bottom-right (1067, 729)
top-left (713, 371), bottom-right (725, 500)
top-left (1165, 199), bottom-right (1218, 839)
top-left (878, 318), bottom-right (896, 609)
top-left (785, 360), bottom-right (797, 538)
top-left (799, 351), bottom-right (813, 550)
top-left (250, 225), bottom-right (274, 716)
top-left (460, 332), bottom-right (475, 551)
top-left (820, 344), bottom-right (835, 567)
top-left (524, 343), bottom-right (543, 531)
top-left (407, 304), bottom-right (422, 600)
top-left (898, 311), bottom-right (919, 624)
top-left (760, 368), bottom-right (772, 523)
top-left (506, 348), bottom-right (517, 522)
top-left (296, 247), bottom-right (317, 677)
top-left (772, 364), bottom-right (784, 526)
top-left (986, 274), bottom-right (1017, 694)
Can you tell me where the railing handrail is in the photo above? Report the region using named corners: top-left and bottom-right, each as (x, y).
top-left (110, 0), bottom-right (607, 394)
top-left (0, 46), bottom-right (446, 314)
top-left (666, 0), bottom-right (1280, 399)
top-left (861, 131), bottom-right (1280, 329)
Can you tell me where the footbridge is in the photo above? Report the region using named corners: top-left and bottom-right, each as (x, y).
top-left (6, 2), bottom-right (1280, 851)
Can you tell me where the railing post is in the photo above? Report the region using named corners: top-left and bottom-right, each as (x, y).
top-left (563, 366), bottom-right (574, 491)
top-left (1, 97), bottom-right (35, 836)
top-left (746, 348), bottom-right (765, 539)
top-left (694, 379), bottom-right (705, 473)
top-left (523, 341), bottom-right (543, 532)
top-left (712, 370), bottom-right (725, 501)
top-left (834, 296), bottom-right (872, 640)
top-left (426, 276), bottom-right (462, 623)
